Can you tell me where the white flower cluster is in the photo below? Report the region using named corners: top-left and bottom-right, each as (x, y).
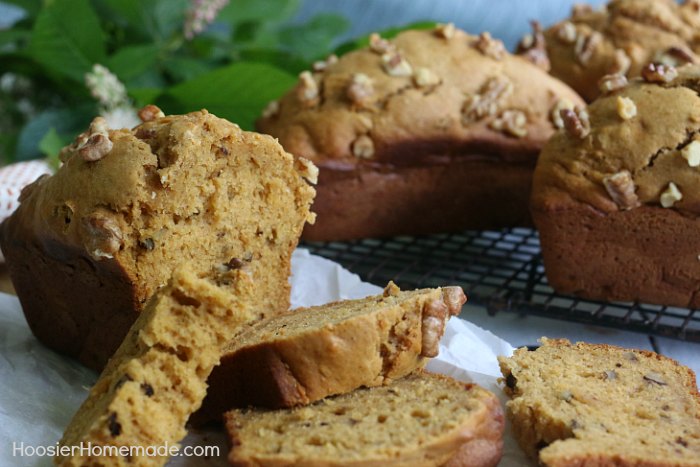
top-left (184, 0), bottom-right (230, 40)
top-left (84, 64), bottom-right (139, 130)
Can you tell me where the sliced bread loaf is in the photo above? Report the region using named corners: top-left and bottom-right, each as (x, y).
top-left (499, 338), bottom-right (700, 466)
top-left (224, 370), bottom-right (504, 467)
top-left (194, 283), bottom-right (466, 423)
top-left (55, 264), bottom-right (254, 467)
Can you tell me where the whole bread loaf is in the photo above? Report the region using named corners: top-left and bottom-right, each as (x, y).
top-left (194, 282), bottom-right (466, 423)
top-left (499, 338), bottom-right (700, 466)
top-left (257, 26), bottom-right (583, 240)
top-left (532, 64), bottom-right (700, 307)
top-left (56, 264), bottom-right (254, 467)
top-left (539, 0), bottom-right (700, 101)
top-left (0, 108), bottom-right (316, 371)
top-left (225, 371), bottom-right (504, 467)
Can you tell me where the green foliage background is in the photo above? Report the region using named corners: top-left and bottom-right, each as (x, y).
top-left (0, 0), bottom-right (351, 164)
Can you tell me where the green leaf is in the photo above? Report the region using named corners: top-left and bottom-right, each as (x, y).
top-left (106, 44), bottom-right (160, 82)
top-left (96, 0), bottom-right (187, 42)
top-left (157, 62), bottom-right (295, 130)
top-left (218, 0), bottom-right (299, 25)
top-left (16, 105), bottom-right (95, 161)
top-left (128, 88), bottom-right (162, 108)
top-left (335, 21), bottom-right (437, 56)
top-left (29, 0), bottom-right (106, 82)
top-left (162, 56), bottom-right (215, 82)
top-left (0, 29), bottom-right (31, 51)
top-left (278, 14), bottom-right (349, 62)
top-left (38, 127), bottom-right (69, 169)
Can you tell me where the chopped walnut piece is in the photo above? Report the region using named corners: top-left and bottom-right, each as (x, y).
top-left (312, 54), bottom-right (338, 72)
top-left (660, 182), bottom-right (682, 208)
top-left (598, 73), bottom-right (628, 94)
top-left (474, 32), bottom-right (506, 60)
top-left (62, 116), bottom-right (113, 162)
top-left (83, 213), bottom-right (124, 260)
top-left (556, 21), bottom-right (577, 44)
top-left (489, 110), bottom-right (528, 138)
top-left (611, 48), bottom-right (632, 75)
top-left (551, 99), bottom-right (574, 129)
top-left (351, 135), bottom-right (374, 159)
top-left (681, 140), bottom-right (700, 167)
top-left (296, 71), bottom-right (320, 107)
top-left (421, 298), bottom-right (448, 357)
top-left (79, 134), bottom-right (113, 162)
top-left (574, 31), bottom-right (602, 65)
top-left (261, 100), bottom-right (280, 119)
top-left (138, 105), bottom-right (164, 123)
top-left (517, 21), bottom-right (550, 71)
top-left (641, 63), bottom-right (678, 83)
top-left (369, 33), bottom-right (394, 54)
top-left (441, 287), bottom-right (467, 315)
top-left (383, 281), bottom-right (400, 297)
top-left (462, 77), bottom-right (514, 123)
top-left (413, 67), bottom-right (440, 88)
top-left (434, 23), bottom-right (455, 39)
top-left (381, 51), bottom-right (413, 77)
top-left (560, 107), bottom-right (591, 139)
top-left (616, 96), bottom-right (637, 120)
top-left (603, 170), bottom-right (641, 210)
top-left (346, 73), bottom-right (375, 107)
top-left (655, 47), bottom-right (696, 67)
top-left (294, 157), bottom-right (319, 185)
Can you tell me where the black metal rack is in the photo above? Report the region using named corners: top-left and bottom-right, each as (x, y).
top-left (302, 228), bottom-right (700, 343)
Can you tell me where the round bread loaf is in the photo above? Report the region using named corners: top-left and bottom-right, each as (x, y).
top-left (539, 0), bottom-right (700, 102)
top-left (257, 26), bottom-right (583, 241)
top-left (532, 64), bottom-right (700, 307)
top-left (0, 108), bottom-right (316, 371)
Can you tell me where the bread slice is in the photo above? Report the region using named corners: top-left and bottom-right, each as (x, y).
top-left (194, 283), bottom-right (466, 423)
top-left (224, 371), bottom-right (504, 467)
top-left (55, 265), bottom-right (254, 467)
top-left (499, 338), bottom-right (700, 466)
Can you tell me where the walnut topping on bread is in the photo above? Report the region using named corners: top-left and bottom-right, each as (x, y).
top-left (574, 31), bottom-right (602, 65)
top-left (474, 32), bottom-right (506, 60)
top-left (489, 110), bottom-right (528, 138)
top-left (660, 182), bottom-right (683, 207)
top-left (616, 96), bottom-right (637, 120)
top-left (642, 62), bottom-right (678, 83)
top-left (296, 71), bottom-right (320, 107)
top-left (351, 135), bottom-right (374, 159)
top-left (462, 77), bottom-right (514, 123)
top-left (346, 73), bottom-right (375, 107)
top-left (381, 51), bottom-right (413, 77)
top-left (369, 32), bottom-right (394, 54)
top-left (83, 212), bottom-right (124, 260)
top-left (556, 21), bottom-right (578, 44)
top-left (261, 100), bottom-right (280, 119)
top-left (312, 54), bottom-right (338, 72)
top-left (138, 104), bottom-right (165, 122)
top-left (434, 22), bottom-right (455, 39)
top-left (680, 139), bottom-right (700, 167)
top-left (561, 107), bottom-right (590, 138)
top-left (517, 21), bottom-right (550, 71)
top-left (603, 170), bottom-right (640, 210)
top-left (60, 116), bottom-right (113, 162)
top-left (598, 73), bottom-right (628, 94)
top-left (550, 99), bottom-right (575, 129)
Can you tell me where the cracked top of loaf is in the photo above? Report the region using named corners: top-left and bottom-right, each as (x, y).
top-left (532, 64), bottom-right (700, 216)
top-left (541, 0), bottom-right (700, 102)
top-left (257, 26), bottom-right (583, 170)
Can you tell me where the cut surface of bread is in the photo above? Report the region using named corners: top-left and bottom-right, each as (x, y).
top-left (55, 265), bottom-right (254, 467)
top-left (0, 108), bottom-right (316, 371)
top-left (195, 283), bottom-right (466, 423)
top-left (225, 371), bottom-right (504, 467)
top-left (499, 338), bottom-right (700, 466)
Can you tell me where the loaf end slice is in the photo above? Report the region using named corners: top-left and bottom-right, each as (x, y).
top-left (224, 370), bottom-right (504, 467)
top-left (193, 283), bottom-right (466, 423)
top-left (499, 338), bottom-right (700, 467)
top-left (55, 264), bottom-right (255, 467)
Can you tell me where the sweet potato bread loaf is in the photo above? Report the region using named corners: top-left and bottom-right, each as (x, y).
top-left (194, 282), bottom-right (466, 423)
top-left (257, 26), bottom-right (584, 241)
top-left (532, 64), bottom-right (700, 308)
top-left (56, 264), bottom-right (254, 467)
top-left (539, 0), bottom-right (700, 102)
top-left (0, 108), bottom-right (316, 371)
top-left (225, 371), bottom-right (504, 467)
top-left (499, 338), bottom-right (700, 466)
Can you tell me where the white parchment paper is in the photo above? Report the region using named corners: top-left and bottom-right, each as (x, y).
top-left (0, 248), bottom-right (528, 466)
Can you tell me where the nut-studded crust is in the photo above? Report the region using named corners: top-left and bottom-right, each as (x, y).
top-left (257, 27), bottom-right (583, 241)
top-left (191, 284), bottom-right (466, 424)
top-left (543, 0), bottom-right (700, 102)
top-left (532, 64), bottom-right (700, 307)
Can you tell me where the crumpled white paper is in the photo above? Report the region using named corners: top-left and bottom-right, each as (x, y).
top-left (0, 248), bottom-right (527, 466)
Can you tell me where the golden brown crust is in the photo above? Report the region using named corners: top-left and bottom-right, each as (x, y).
top-left (532, 64), bottom-right (700, 307)
top-left (224, 371), bottom-right (504, 467)
top-left (258, 26), bottom-right (583, 240)
top-left (0, 110), bottom-right (315, 374)
top-left (192, 286), bottom-right (466, 424)
top-left (499, 338), bottom-right (700, 466)
top-left (543, 0), bottom-right (700, 101)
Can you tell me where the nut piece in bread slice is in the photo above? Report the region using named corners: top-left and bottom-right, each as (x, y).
top-left (499, 338), bottom-right (700, 466)
top-left (55, 265), bottom-right (255, 467)
top-left (194, 283), bottom-right (466, 423)
top-left (225, 370), bottom-right (504, 467)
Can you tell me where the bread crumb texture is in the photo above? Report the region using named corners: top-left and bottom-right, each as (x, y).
top-left (225, 371), bottom-right (504, 467)
top-left (499, 338), bottom-right (700, 466)
top-left (56, 265), bottom-right (255, 467)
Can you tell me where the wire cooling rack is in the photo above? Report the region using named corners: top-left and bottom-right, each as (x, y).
top-left (302, 228), bottom-right (700, 343)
